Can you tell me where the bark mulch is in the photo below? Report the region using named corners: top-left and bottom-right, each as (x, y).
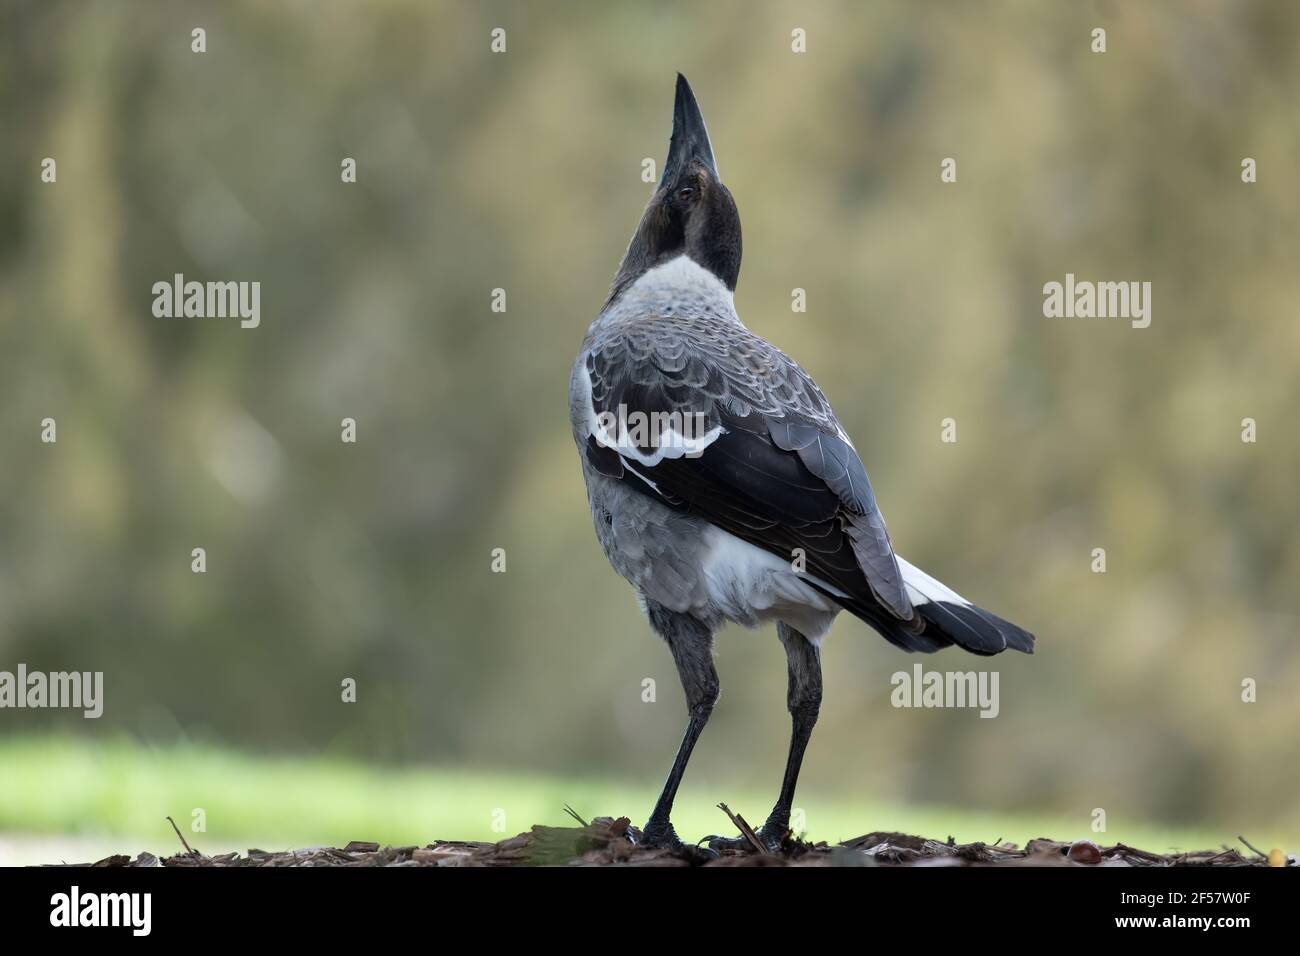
top-left (57, 809), bottom-right (1294, 868)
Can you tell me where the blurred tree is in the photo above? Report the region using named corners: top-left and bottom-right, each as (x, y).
top-left (0, 0), bottom-right (1297, 837)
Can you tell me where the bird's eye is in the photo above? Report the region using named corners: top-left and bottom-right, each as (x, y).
top-left (677, 186), bottom-right (694, 201)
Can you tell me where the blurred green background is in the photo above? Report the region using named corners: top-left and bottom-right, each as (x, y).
top-left (2, 0), bottom-right (1298, 864)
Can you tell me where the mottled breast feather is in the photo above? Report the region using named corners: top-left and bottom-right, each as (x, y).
top-left (583, 313), bottom-right (915, 624)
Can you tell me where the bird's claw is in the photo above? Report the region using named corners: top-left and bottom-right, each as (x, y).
top-left (704, 825), bottom-right (788, 854)
top-left (637, 822), bottom-right (719, 863)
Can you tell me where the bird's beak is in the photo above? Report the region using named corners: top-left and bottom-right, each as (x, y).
top-left (660, 73), bottom-right (719, 187)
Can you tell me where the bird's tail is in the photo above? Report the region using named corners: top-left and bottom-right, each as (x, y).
top-left (894, 557), bottom-right (1035, 656)
top-left (803, 555), bottom-right (1037, 655)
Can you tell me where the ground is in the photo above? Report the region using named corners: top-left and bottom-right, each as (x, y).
top-left (54, 811), bottom-right (1291, 867)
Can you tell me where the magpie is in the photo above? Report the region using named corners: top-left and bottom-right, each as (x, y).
top-left (569, 74), bottom-right (1035, 856)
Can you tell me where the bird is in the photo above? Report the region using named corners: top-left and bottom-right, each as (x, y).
top-left (568, 73), bottom-right (1035, 857)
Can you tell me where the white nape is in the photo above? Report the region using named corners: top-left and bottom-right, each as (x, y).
top-left (625, 254), bottom-right (737, 315)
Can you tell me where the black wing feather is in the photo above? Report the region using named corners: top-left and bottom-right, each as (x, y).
top-left (584, 317), bottom-right (915, 625)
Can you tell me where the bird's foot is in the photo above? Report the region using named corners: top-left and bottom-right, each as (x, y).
top-left (704, 821), bottom-right (791, 855)
top-left (637, 821), bottom-right (718, 863)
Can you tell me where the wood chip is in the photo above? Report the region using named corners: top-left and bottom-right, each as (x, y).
top-left (49, 817), bottom-right (1289, 868)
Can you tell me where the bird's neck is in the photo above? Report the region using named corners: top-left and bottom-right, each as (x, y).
top-left (600, 255), bottom-right (741, 327)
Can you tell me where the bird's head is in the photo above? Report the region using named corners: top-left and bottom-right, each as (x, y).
top-left (607, 74), bottom-right (742, 306)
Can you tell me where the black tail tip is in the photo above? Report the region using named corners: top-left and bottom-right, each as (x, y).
top-left (919, 601), bottom-right (1036, 656)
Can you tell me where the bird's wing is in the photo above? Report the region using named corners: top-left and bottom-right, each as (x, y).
top-left (579, 314), bottom-right (915, 623)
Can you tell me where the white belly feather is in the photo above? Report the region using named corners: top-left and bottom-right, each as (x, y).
top-left (697, 524), bottom-right (841, 642)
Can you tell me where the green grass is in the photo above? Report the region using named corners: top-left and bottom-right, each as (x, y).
top-left (0, 734), bottom-right (1243, 864)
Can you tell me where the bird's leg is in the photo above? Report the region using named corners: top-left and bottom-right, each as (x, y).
top-left (708, 622), bottom-right (822, 853)
top-left (764, 623), bottom-right (823, 837)
top-left (638, 601), bottom-right (718, 858)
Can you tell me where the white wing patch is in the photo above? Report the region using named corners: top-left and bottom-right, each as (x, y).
top-left (896, 556), bottom-right (971, 608)
top-left (579, 362), bottom-right (725, 467)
